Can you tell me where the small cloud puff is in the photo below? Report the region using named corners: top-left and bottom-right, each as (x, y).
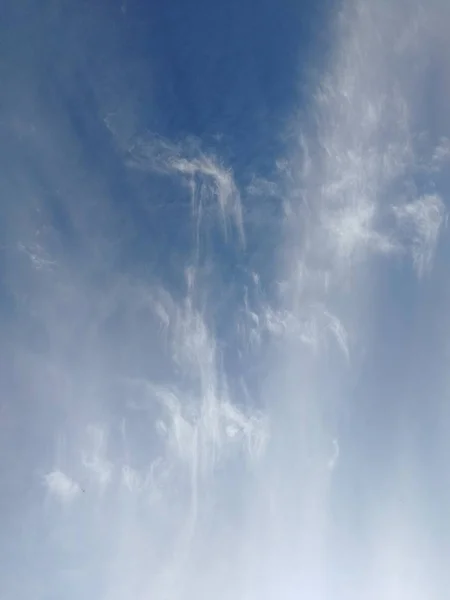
top-left (44, 470), bottom-right (80, 503)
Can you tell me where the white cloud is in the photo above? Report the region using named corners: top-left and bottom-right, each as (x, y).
top-left (81, 425), bottom-right (113, 489)
top-left (323, 309), bottom-right (350, 360)
top-left (322, 199), bottom-right (397, 263)
top-left (18, 242), bottom-right (56, 271)
top-left (117, 277), bottom-right (269, 493)
top-left (3, 0), bottom-right (450, 598)
top-left (431, 137), bottom-right (450, 170)
top-left (282, 1), bottom-right (449, 287)
top-left (44, 470), bottom-right (80, 503)
top-left (246, 176), bottom-right (280, 198)
top-left (261, 302), bottom-right (349, 361)
top-left (394, 194), bottom-right (446, 276)
top-left (126, 135), bottom-right (245, 248)
top-left (121, 465), bottom-right (142, 493)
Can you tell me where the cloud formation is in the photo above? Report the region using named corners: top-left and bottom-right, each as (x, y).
top-left (2, 0), bottom-right (450, 599)
top-left (126, 134), bottom-right (245, 250)
top-left (394, 194), bottom-right (446, 276)
top-left (44, 470), bottom-right (80, 503)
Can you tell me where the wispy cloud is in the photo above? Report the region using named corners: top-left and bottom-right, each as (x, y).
top-left (394, 194), bottom-right (446, 276)
top-left (2, 0), bottom-right (450, 598)
top-left (81, 425), bottom-right (114, 490)
top-left (283, 0), bottom-right (448, 287)
top-left (126, 134), bottom-right (245, 250)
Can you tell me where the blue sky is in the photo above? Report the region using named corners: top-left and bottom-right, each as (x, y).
top-left (1, 0), bottom-right (450, 598)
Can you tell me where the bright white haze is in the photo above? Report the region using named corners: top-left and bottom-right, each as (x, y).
top-left (1, 0), bottom-right (450, 598)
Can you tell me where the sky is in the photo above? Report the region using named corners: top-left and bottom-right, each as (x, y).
top-left (1, 0), bottom-right (450, 598)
